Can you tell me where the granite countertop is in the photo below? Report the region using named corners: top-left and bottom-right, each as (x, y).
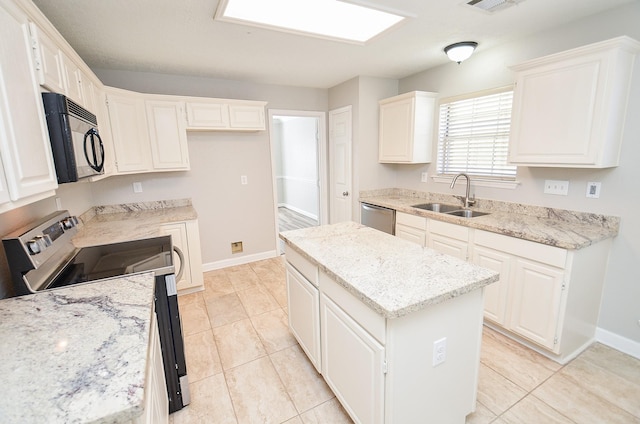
top-left (280, 222), bottom-right (499, 319)
top-left (0, 273), bottom-right (156, 424)
top-left (73, 199), bottom-right (198, 247)
top-left (359, 189), bottom-right (620, 250)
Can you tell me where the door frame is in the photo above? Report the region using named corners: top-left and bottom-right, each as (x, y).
top-left (268, 109), bottom-right (328, 253)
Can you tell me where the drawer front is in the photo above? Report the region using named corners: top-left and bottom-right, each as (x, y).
top-left (320, 271), bottom-right (386, 344)
top-left (396, 211), bottom-right (427, 229)
top-left (474, 230), bottom-right (567, 268)
top-left (285, 246), bottom-right (318, 287)
top-left (429, 219), bottom-right (469, 241)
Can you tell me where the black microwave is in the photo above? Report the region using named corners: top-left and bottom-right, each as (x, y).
top-left (42, 93), bottom-right (104, 183)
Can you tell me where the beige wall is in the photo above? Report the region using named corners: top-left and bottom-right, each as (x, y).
top-left (396, 3), bottom-right (640, 344)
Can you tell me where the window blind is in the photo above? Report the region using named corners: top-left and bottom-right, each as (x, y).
top-left (437, 90), bottom-right (516, 179)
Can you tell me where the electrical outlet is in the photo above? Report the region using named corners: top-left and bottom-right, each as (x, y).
top-left (586, 182), bottom-right (601, 198)
top-left (544, 180), bottom-right (569, 195)
top-left (133, 182), bottom-right (143, 193)
top-left (421, 172), bottom-right (429, 183)
top-left (231, 241), bottom-right (243, 253)
top-left (433, 337), bottom-right (447, 367)
top-left (241, 175), bottom-right (248, 185)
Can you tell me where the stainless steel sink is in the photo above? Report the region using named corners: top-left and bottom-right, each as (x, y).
top-left (412, 203), bottom-right (460, 213)
top-left (445, 209), bottom-right (490, 218)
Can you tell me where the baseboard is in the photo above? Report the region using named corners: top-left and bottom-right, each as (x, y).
top-left (595, 327), bottom-right (640, 360)
top-left (202, 250), bottom-right (279, 271)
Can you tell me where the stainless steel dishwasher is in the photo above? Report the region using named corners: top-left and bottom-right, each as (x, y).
top-left (360, 202), bottom-right (395, 235)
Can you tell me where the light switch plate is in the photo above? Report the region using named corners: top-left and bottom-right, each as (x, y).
top-left (421, 172), bottom-right (429, 183)
top-left (544, 180), bottom-right (569, 195)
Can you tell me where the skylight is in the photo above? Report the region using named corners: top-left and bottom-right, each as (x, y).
top-left (215, 0), bottom-right (406, 44)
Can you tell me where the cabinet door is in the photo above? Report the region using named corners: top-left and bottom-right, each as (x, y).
top-left (286, 263), bottom-right (321, 372)
top-left (321, 293), bottom-right (385, 424)
top-left (107, 93), bottom-right (152, 173)
top-left (186, 102), bottom-right (229, 129)
top-left (229, 104), bottom-right (265, 130)
top-left (28, 23), bottom-right (65, 94)
top-left (428, 234), bottom-right (468, 260)
top-left (146, 100), bottom-right (189, 170)
top-left (472, 245), bottom-right (511, 325)
top-left (508, 258), bottom-right (565, 350)
top-left (0, 2), bottom-right (57, 201)
top-left (61, 52), bottom-right (84, 106)
top-left (379, 96), bottom-right (415, 162)
top-left (395, 223), bottom-right (426, 246)
top-left (509, 38), bottom-right (639, 168)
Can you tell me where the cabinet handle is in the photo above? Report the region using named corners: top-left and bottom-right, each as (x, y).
top-left (342, 191), bottom-right (349, 196)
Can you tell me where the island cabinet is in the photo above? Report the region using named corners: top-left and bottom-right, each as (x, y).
top-left (378, 91), bottom-right (437, 164)
top-left (283, 229), bottom-right (494, 424)
top-left (0, 0), bottom-right (58, 213)
top-left (508, 36), bottom-right (640, 168)
top-left (471, 229), bottom-right (611, 363)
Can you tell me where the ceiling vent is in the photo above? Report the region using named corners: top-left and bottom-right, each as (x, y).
top-left (464, 0), bottom-right (525, 13)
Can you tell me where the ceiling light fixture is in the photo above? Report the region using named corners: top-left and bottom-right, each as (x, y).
top-left (215, 0), bottom-right (406, 44)
top-left (444, 41), bottom-right (478, 64)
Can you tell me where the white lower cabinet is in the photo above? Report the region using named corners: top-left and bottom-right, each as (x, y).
top-left (427, 220), bottom-right (469, 260)
top-left (285, 245), bottom-right (485, 423)
top-left (395, 212), bottom-right (427, 246)
top-left (132, 312), bottom-right (168, 424)
top-left (160, 220), bottom-right (204, 293)
top-left (472, 229), bottom-right (611, 362)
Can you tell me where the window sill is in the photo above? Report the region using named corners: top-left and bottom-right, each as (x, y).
top-left (432, 175), bottom-right (520, 190)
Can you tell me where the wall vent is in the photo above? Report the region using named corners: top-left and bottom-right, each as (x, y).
top-left (465, 0), bottom-right (525, 13)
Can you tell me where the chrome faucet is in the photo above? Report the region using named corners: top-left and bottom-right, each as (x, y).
top-left (450, 173), bottom-right (475, 208)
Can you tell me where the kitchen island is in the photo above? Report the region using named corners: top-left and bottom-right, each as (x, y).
top-left (280, 222), bottom-right (499, 424)
top-left (0, 272), bottom-right (165, 424)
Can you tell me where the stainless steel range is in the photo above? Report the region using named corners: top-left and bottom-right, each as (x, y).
top-left (2, 210), bottom-right (190, 413)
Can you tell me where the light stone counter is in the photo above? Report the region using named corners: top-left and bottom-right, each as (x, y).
top-left (360, 189), bottom-right (619, 250)
top-left (73, 199), bottom-right (198, 247)
top-left (280, 221), bottom-right (499, 319)
top-left (0, 273), bottom-right (156, 424)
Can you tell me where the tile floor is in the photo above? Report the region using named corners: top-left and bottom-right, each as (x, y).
top-left (171, 257), bottom-right (640, 424)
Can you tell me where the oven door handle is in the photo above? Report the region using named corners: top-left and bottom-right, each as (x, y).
top-left (173, 246), bottom-right (185, 282)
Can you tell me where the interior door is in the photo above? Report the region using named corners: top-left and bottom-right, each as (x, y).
top-left (329, 106), bottom-right (352, 224)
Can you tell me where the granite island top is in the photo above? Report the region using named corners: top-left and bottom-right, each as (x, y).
top-left (360, 189), bottom-right (620, 250)
top-left (0, 273), bottom-right (156, 424)
top-left (280, 221), bottom-right (499, 319)
top-left (73, 199), bottom-right (198, 247)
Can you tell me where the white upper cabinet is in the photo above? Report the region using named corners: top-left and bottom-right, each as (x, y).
top-left (107, 89), bottom-right (191, 174)
top-left (28, 22), bottom-right (64, 94)
top-left (509, 36), bottom-right (640, 168)
top-left (146, 100), bottom-right (189, 170)
top-left (106, 90), bottom-right (153, 173)
top-left (0, 0), bottom-right (57, 210)
top-left (378, 91), bottom-right (437, 164)
top-left (186, 101), bottom-right (229, 128)
top-left (185, 98), bottom-right (267, 131)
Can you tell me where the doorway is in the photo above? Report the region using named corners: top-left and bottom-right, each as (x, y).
top-left (269, 110), bottom-right (327, 253)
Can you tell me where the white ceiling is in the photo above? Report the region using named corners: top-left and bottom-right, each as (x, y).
top-left (32, 0), bottom-right (636, 89)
